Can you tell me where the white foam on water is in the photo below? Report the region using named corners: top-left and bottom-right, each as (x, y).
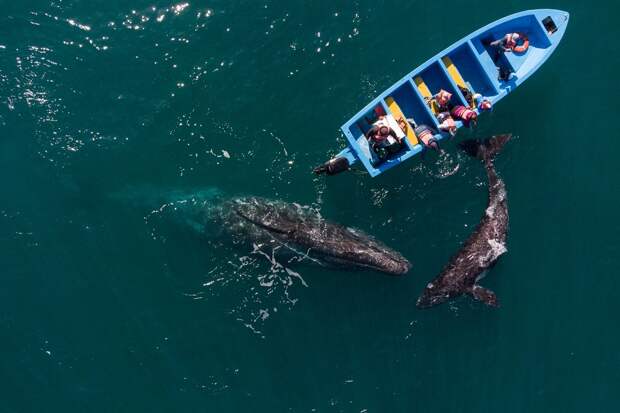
top-left (435, 151), bottom-right (460, 178)
top-left (66, 18), bottom-right (91, 31)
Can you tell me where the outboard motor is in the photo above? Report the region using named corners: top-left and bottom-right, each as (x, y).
top-left (313, 156), bottom-right (350, 176)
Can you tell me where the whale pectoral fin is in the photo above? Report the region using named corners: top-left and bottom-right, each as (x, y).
top-left (468, 285), bottom-right (499, 307)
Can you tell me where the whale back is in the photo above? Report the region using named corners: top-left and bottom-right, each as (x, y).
top-left (417, 135), bottom-right (512, 309)
top-left (219, 197), bottom-right (411, 275)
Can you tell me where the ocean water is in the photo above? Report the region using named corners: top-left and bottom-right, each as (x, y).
top-left (1, 1), bottom-right (619, 411)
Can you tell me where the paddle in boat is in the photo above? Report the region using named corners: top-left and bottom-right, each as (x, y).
top-left (313, 9), bottom-right (569, 177)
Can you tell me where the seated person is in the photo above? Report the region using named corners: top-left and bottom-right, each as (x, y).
top-left (426, 89), bottom-right (454, 113)
top-left (486, 33), bottom-right (520, 80)
top-left (489, 33), bottom-right (520, 52)
top-left (365, 118), bottom-right (404, 161)
top-left (458, 85), bottom-right (475, 107)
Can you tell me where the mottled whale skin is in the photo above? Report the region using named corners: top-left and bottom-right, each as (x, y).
top-left (212, 197), bottom-right (411, 275)
top-left (417, 134), bottom-right (512, 309)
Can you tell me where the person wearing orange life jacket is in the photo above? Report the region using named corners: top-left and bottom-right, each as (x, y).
top-left (424, 89), bottom-right (458, 136)
top-left (490, 33), bottom-right (520, 52)
top-left (426, 89), bottom-right (454, 113)
top-left (486, 33), bottom-right (521, 80)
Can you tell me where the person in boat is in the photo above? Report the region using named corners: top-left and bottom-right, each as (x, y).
top-left (426, 89), bottom-right (454, 113)
top-left (450, 105), bottom-right (478, 127)
top-left (424, 89), bottom-right (458, 136)
top-left (416, 124), bottom-right (441, 154)
top-left (437, 112), bottom-right (457, 137)
top-left (406, 119), bottom-right (441, 154)
top-left (490, 33), bottom-right (521, 52)
top-left (365, 117), bottom-right (403, 161)
top-left (471, 93), bottom-right (493, 112)
top-left (458, 85), bottom-right (475, 107)
top-left (479, 99), bottom-right (492, 111)
top-left (486, 33), bottom-right (520, 80)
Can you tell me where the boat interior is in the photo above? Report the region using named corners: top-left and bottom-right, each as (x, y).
top-left (343, 10), bottom-right (568, 176)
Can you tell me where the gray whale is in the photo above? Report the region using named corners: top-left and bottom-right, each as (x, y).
top-left (417, 134), bottom-right (512, 308)
top-left (212, 197), bottom-right (411, 275)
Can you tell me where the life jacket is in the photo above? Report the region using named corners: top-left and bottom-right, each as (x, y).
top-left (450, 105), bottom-right (477, 127)
top-left (414, 124), bottom-right (436, 146)
top-left (369, 120), bottom-right (393, 144)
top-left (432, 90), bottom-right (452, 113)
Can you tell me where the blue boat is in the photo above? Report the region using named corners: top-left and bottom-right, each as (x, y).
top-left (315, 9), bottom-right (569, 177)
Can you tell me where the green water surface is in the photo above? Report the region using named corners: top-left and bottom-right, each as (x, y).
top-left (1, 1), bottom-right (619, 412)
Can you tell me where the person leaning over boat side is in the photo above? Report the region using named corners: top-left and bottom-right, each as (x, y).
top-left (407, 119), bottom-right (441, 154)
top-left (450, 105), bottom-right (478, 128)
top-left (437, 112), bottom-right (457, 137)
top-left (425, 89), bottom-right (458, 136)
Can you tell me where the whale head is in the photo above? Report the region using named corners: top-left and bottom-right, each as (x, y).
top-left (317, 228), bottom-right (412, 275)
top-left (416, 281), bottom-right (456, 308)
top-left (417, 281), bottom-right (499, 308)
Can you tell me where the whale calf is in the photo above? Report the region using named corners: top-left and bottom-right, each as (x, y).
top-left (417, 134), bottom-right (512, 308)
top-left (212, 197), bottom-right (411, 275)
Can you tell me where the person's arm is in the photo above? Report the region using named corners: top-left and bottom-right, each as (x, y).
top-left (388, 128), bottom-right (403, 144)
top-left (365, 126), bottom-right (378, 139)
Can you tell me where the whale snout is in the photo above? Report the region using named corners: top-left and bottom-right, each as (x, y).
top-left (388, 259), bottom-right (412, 275)
top-left (416, 283), bottom-right (450, 308)
top-left (372, 253), bottom-right (411, 275)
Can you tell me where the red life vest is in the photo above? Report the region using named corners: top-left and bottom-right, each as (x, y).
top-left (450, 105), bottom-right (477, 126)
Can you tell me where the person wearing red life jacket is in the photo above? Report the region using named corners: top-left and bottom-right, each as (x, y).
top-left (450, 105), bottom-right (478, 127)
top-left (365, 117), bottom-right (404, 162)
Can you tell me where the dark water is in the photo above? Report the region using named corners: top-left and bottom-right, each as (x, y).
top-left (1, 1), bottom-right (619, 411)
